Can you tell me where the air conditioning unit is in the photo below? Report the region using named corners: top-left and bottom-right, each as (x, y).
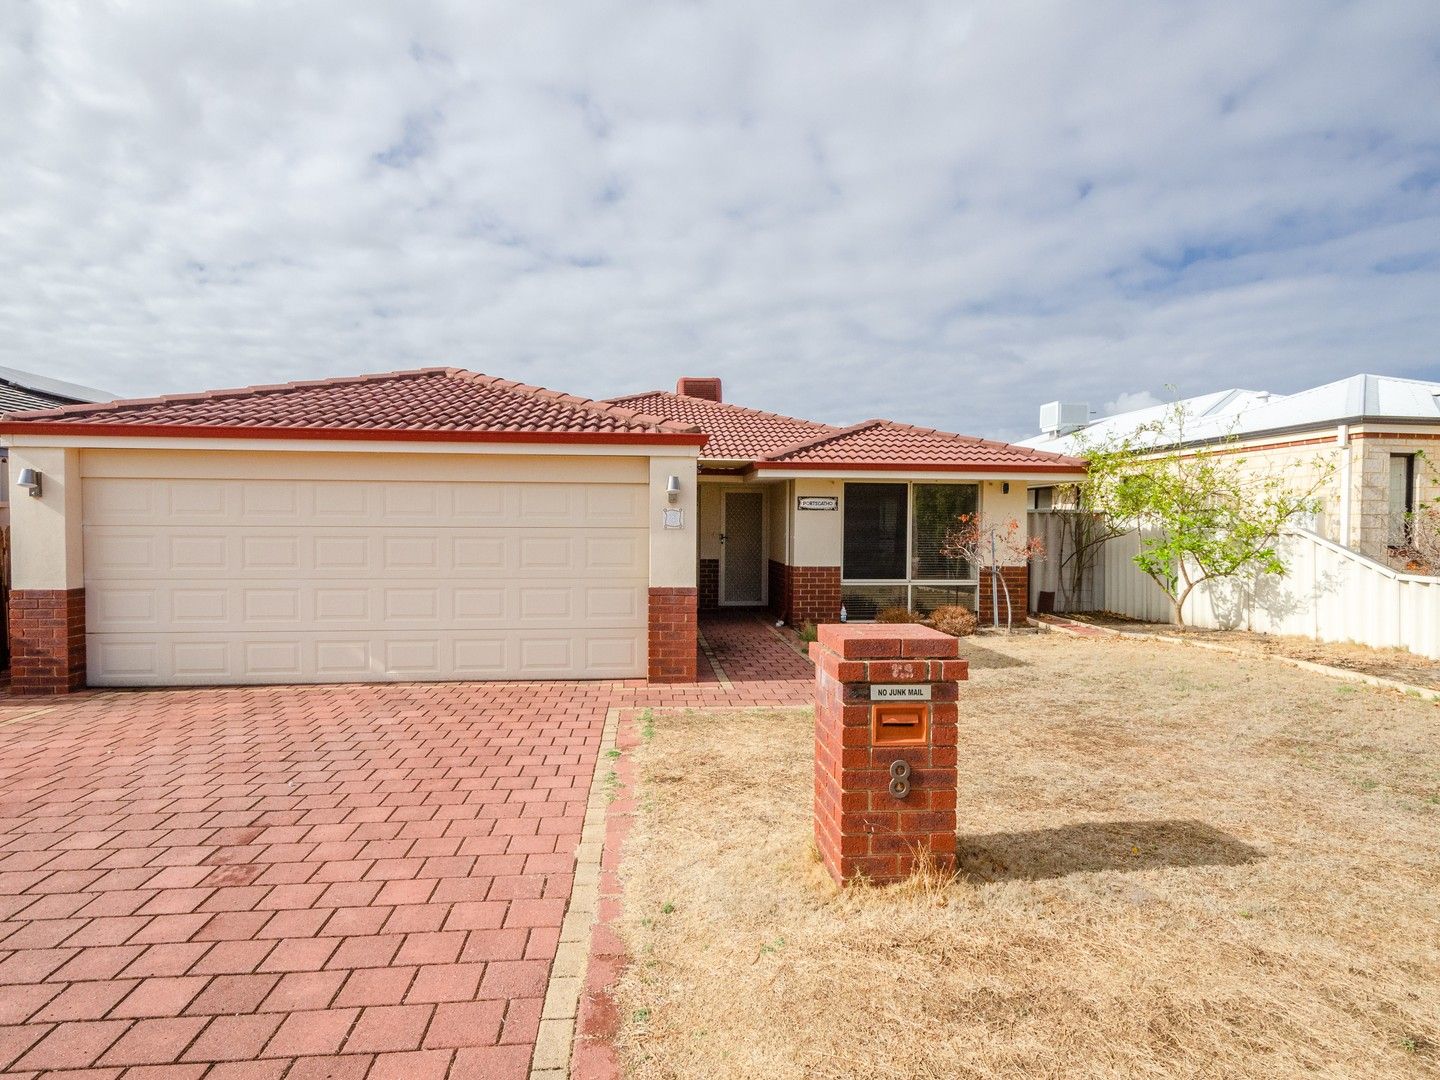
top-left (1039, 401), bottom-right (1089, 437)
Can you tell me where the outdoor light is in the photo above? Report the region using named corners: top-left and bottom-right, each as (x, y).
top-left (15, 468), bottom-right (41, 498)
top-left (666, 474), bottom-right (681, 504)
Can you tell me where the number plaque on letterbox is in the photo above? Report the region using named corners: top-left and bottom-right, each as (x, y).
top-left (869, 684), bottom-right (932, 701)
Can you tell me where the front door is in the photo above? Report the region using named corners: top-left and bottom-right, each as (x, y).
top-left (721, 489), bottom-right (766, 605)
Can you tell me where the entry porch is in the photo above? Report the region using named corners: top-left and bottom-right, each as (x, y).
top-left (695, 475), bottom-right (1031, 626)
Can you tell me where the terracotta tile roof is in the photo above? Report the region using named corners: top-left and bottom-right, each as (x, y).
top-left (756, 419), bottom-right (1087, 473)
top-left (606, 390), bottom-right (836, 460)
top-left (0, 368), bottom-right (706, 445)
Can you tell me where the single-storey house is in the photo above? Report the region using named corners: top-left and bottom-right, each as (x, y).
top-left (0, 369), bottom-right (1083, 693)
top-left (1022, 373), bottom-right (1440, 562)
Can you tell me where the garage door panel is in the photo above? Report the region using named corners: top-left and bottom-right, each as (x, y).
top-left (88, 579), bottom-right (646, 633)
top-left (84, 477), bottom-right (647, 529)
top-left (88, 629), bottom-right (645, 684)
top-left (86, 526), bottom-right (647, 579)
top-left (84, 474), bottom-right (649, 685)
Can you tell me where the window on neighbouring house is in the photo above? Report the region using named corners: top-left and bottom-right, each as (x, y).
top-left (1390, 453), bottom-right (1416, 546)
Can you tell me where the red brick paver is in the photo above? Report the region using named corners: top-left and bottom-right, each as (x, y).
top-left (0, 615), bottom-right (811, 1077)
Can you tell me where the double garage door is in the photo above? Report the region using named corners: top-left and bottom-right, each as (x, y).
top-left (82, 452), bottom-right (649, 686)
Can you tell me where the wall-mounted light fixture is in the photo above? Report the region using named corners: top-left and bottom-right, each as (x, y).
top-left (666, 475), bottom-right (681, 505)
top-left (15, 468), bottom-right (41, 498)
top-left (1002, 482), bottom-right (1010, 494)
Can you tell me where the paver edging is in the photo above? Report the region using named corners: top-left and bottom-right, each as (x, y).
top-left (558, 702), bottom-right (815, 1079)
top-left (527, 706), bottom-right (622, 1080)
top-left (1031, 614), bottom-right (1440, 703)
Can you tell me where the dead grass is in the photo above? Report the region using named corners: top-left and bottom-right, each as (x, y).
top-left (611, 634), bottom-right (1440, 1079)
top-left (1068, 612), bottom-right (1440, 690)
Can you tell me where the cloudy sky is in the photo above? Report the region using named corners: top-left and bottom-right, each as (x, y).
top-left (2, 2), bottom-right (1438, 440)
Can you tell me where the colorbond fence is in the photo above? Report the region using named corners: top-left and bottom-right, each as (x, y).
top-left (1028, 513), bottom-right (1440, 660)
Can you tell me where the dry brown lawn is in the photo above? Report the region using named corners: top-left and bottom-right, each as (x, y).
top-left (611, 633), bottom-right (1440, 1079)
top-left (1069, 613), bottom-right (1440, 690)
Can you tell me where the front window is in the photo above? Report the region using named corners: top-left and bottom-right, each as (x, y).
top-left (842, 483), bottom-right (907, 579)
top-left (842, 482), bottom-right (980, 618)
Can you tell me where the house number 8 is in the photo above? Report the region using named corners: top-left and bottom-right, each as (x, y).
top-left (888, 759), bottom-right (911, 799)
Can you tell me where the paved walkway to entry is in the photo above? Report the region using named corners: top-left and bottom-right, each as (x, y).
top-left (0, 619), bottom-right (810, 1079)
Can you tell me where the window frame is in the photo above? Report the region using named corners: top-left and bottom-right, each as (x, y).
top-left (841, 480), bottom-right (982, 616)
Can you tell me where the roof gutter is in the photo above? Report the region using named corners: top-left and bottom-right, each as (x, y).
top-left (750, 460), bottom-right (1086, 475)
top-left (0, 422), bottom-right (709, 448)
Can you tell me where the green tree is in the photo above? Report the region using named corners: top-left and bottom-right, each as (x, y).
top-left (1076, 403), bottom-right (1330, 627)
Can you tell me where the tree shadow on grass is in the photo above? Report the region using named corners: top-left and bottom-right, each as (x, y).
top-left (956, 819), bottom-right (1262, 882)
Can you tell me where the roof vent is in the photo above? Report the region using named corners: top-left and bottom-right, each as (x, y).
top-left (1039, 401), bottom-right (1089, 438)
top-left (676, 377), bottom-right (722, 402)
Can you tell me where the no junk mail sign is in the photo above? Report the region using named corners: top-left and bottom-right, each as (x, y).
top-left (797, 496), bottom-right (838, 511)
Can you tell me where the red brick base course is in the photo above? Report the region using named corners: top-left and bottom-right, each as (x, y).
top-left (647, 587), bottom-right (698, 683)
top-left (781, 564), bottom-right (841, 627)
top-left (9, 588), bottom-right (86, 694)
top-left (977, 565), bottom-right (1029, 627)
top-left (697, 558), bottom-right (720, 613)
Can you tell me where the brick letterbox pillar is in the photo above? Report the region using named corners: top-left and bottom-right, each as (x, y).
top-left (810, 623), bottom-right (967, 885)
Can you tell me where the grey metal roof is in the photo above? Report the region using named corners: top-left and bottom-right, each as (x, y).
top-left (0, 365), bottom-right (116, 412)
top-left (1022, 373), bottom-right (1440, 454)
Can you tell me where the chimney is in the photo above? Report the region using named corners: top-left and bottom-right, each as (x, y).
top-left (676, 377), bottom-right (722, 402)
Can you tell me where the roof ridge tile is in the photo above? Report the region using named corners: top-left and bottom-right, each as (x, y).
top-left (607, 389), bottom-right (839, 432)
top-left (760, 418), bottom-right (884, 461)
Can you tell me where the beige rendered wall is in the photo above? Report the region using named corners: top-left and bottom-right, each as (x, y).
top-left (767, 480), bottom-right (789, 562)
top-left (791, 477), bottom-right (844, 566)
top-left (648, 454), bottom-right (699, 588)
top-left (8, 446), bottom-right (83, 590)
top-left (979, 480), bottom-right (1029, 564)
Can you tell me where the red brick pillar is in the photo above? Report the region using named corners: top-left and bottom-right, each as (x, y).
top-left (647, 587), bottom-right (697, 683)
top-left (810, 623), bottom-right (966, 885)
top-left (978, 565), bottom-right (1030, 627)
top-left (9, 588), bottom-right (87, 694)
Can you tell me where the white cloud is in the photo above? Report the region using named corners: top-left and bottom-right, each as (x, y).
top-left (1, 0), bottom-right (1438, 441)
top-left (1103, 391), bottom-right (1163, 416)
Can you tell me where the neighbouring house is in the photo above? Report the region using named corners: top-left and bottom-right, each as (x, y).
top-left (0, 369), bottom-right (1082, 693)
top-left (1021, 373), bottom-right (1440, 562)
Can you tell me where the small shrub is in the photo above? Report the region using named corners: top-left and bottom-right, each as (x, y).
top-left (930, 605), bottom-right (978, 637)
top-left (799, 621), bottom-right (819, 643)
top-left (876, 606), bottom-right (924, 624)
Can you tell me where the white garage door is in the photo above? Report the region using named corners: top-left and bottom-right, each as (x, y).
top-left (82, 458), bottom-right (649, 685)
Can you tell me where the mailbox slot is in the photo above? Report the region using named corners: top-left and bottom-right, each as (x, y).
top-left (872, 702), bottom-right (928, 746)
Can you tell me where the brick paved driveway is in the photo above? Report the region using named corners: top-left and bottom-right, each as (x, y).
top-left (0, 682), bottom-right (617, 1079)
top-left (0, 618), bottom-right (810, 1079)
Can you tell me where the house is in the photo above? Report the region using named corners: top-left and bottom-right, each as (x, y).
top-left (0, 365), bottom-right (115, 527)
top-left (0, 369), bottom-right (1083, 693)
top-left (1021, 373), bottom-right (1440, 560)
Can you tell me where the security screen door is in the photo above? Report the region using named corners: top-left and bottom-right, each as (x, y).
top-left (721, 489), bottom-right (766, 605)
